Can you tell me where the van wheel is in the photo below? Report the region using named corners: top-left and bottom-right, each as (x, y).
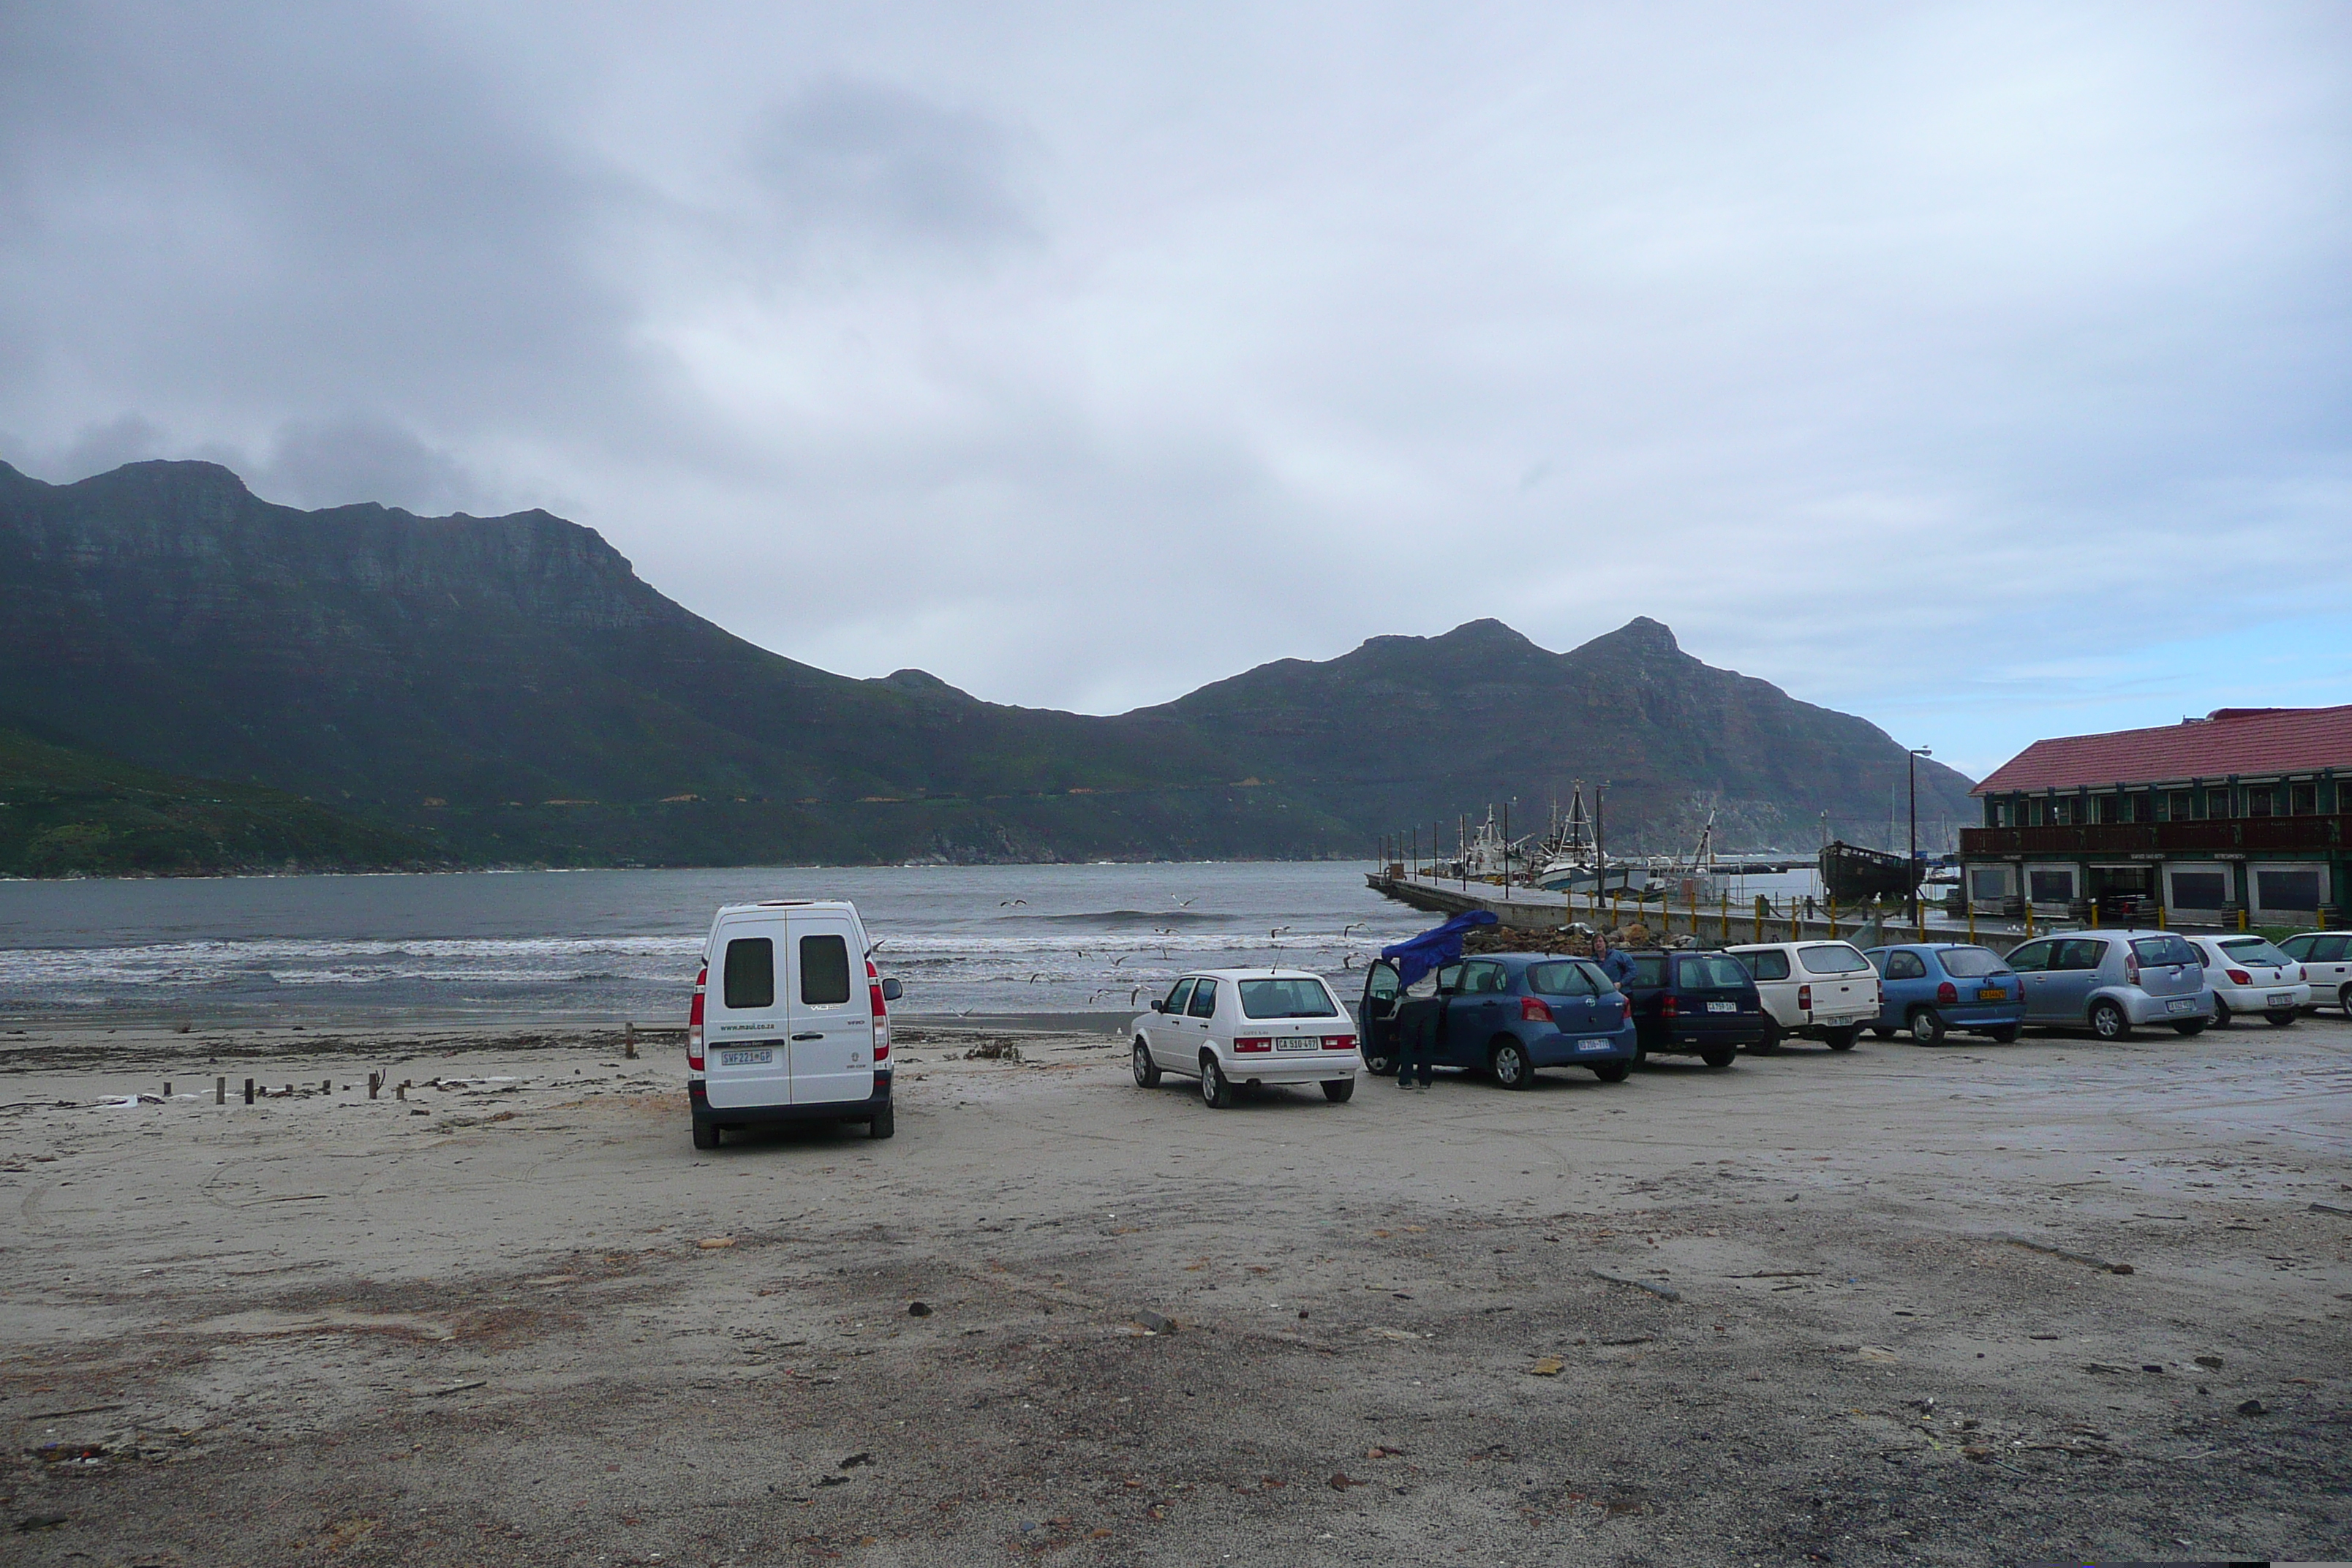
top-left (2212, 998), bottom-right (2234, 1028)
top-left (1749, 1021), bottom-right (1782, 1055)
top-left (2089, 1000), bottom-right (2130, 1040)
top-left (2264, 1009), bottom-right (2298, 1027)
top-left (1591, 1061), bottom-right (1632, 1083)
top-left (1200, 1055), bottom-right (1234, 1109)
top-left (1824, 1028), bottom-right (1861, 1052)
top-left (1322, 1077), bottom-right (1355, 1104)
top-left (1907, 1008), bottom-right (1947, 1046)
top-left (1132, 1037), bottom-right (1162, 1088)
top-left (1989, 1025), bottom-right (2021, 1044)
top-left (870, 1104), bottom-right (895, 1139)
top-left (691, 1119), bottom-right (719, 1151)
top-left (1490, 1039), bottom-right (1531, 1090)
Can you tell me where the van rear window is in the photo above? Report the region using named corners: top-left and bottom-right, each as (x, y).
top-left (723, 938), bottom-right (774, 1010)
top-left (799, 934), bottom-right (853, 1005)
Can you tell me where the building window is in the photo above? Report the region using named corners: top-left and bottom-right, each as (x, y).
top-left (2027, 867), bottom-right (2076, 904)
top-left (2168, 790), bottom-right (2195, 822)
top-left (2167, 868), bottom-right (2231, 911)
top-left (2289, 781), bottom-right (2318, 816)
top-left (2048, 798), bottom-right (2073, 826)
top-left (2247, 784), bottom-right (2274, 818)
top-left (2254, 867), bottom-right (2323, 914)
top-left (1969, 867), bottom-right (2008, 902)
top-left (2027, 799), bottom-right (2045, 827)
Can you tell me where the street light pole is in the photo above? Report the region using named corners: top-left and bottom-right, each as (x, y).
top-left (1907, 747), bottom-right (1933, 920)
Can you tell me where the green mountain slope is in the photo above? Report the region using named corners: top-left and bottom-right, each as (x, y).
top-left (0, 725), bottom-right (445, 875)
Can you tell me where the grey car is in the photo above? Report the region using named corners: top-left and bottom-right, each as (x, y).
top-left (2000, 930), bottom-right (2212, 1040)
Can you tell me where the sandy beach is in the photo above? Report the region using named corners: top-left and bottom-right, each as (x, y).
top-left (3, 1014), bottom-right (2348, 1566)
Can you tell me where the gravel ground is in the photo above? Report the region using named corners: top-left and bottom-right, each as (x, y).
top-left (2, 1013), bottom-right (2348, 1566)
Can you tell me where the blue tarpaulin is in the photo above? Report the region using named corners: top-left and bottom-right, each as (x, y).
top-left (1378, 909), bottom-right (1499, 990)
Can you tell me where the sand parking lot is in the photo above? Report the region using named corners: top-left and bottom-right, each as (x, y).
top-left (3, 1016), bottom-right (2348, 1566)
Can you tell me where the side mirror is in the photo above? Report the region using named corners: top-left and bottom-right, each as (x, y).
top-left (879, 976), bottom-right (903, 1002)
top-left (1150, 1000), bottom-right (1166, 1012)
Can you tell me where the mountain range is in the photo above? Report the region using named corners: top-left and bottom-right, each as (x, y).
top-left (0, 459), bottom-right (1977, 872)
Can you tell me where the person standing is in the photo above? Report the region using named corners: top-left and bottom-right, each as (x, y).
top-left (1592, 932), bottom-right (1635, 987)
top-left (1395, 972), bottom-right (1445, 1090)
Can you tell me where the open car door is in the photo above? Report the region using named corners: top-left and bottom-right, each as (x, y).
top-left (1360, 959), bottom-right (1404, 1075)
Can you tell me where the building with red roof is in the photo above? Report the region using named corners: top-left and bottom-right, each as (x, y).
top-left (1959, 706), bottom-right (2350, 925)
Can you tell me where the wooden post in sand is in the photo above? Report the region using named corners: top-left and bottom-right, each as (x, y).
top-left (368, 1071), bottom-right (380, 1099)
top-left (625, 1023), bottom-right (638, 1060)
top-left (216, 1077), bottom-right (225, 1105)
top-left (243, 1078), bottom-right (255, 1104)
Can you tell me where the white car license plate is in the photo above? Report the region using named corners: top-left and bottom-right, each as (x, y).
top-left (1575, 1039), bottom-right (1613, 1052)
top-left (1275, 1037), bottom-right (1319, 1052)
top-left (2166, 998), bottom-right (2195, 1014)
top-left (1706, 1001), bottom-right (1736, 1013)
top-left (2266, 992), bottom-right (2296, 1007)
top-left (718, 1047), bottom-right (772, 1066)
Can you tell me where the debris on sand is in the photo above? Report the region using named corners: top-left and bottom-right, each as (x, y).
top-left (1997, 1235), bottom-right (2133, 1274)
top-left (1591, 1270), bottom-right (1681, 1303)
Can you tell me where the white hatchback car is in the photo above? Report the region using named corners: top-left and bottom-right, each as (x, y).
top-left (1131, 969), bottom-right (1362, 1107)
top-left (2184, 934), bottom-right (2310, 1028)
top-left (1724, 941), bottom-right (1882, 1051)
top-left (2277, 931), bottom-right (2352, 1015)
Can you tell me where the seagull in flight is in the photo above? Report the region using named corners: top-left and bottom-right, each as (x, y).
top-left (1342, 922), bottom-right (1366, 937)
top-left (1000, 898), bottom-right (1028, 908)
top-left (1173, 897), bottom-right (1198, 908)
top-left (1270, 926), bottom-right (1292, 939)
top-left (1028, 973), bottom-right (1047, 984)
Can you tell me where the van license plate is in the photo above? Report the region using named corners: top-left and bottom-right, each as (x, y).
top-left (1276, 1037), bottom-right (1319, 1052)
top-left (1978, 988), bottom-right (2006, 1002)
top-left (718, 1048), bottom-right (773, 1066)
top-left (1706, 1001), bottom-right (1736, 1013)
top-left (2166, 998), bottom-right (2195, 1014)
top-left (2266, 992), bottom-right (2295, 1007)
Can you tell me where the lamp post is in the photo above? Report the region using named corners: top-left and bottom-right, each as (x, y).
top-left (1908, 747), bottom-right (1933, 921)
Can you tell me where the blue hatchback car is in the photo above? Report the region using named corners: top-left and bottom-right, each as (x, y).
top-left (1357, 951), bottom-right (1639, 1087)
top-left (1862, 943), bottom-right (2026, 1044)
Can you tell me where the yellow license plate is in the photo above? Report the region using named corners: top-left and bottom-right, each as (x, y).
top-left (1977, 989), bottom-right (2005, 1002)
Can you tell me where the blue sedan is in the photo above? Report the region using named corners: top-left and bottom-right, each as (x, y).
top-left (1359, 951), bottom-right (1639, 1087)
top-left (1863, 943), bottom-right (2026, 1044)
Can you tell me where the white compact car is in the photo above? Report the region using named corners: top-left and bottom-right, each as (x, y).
top-left (2184, 934), bottom-right (2310, 1028)
top-left (1725, 941), bottom-right (1882, 1051)
top-left (688, 899), bottom-right (902, 1149)
top-left (2277, 931), bottom-right (2352, 1015)
top-left (1131, 969), bottom-right (1362, 1107)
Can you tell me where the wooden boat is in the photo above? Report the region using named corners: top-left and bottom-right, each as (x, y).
top-left (1819, 840), bottom-right (1922, 903)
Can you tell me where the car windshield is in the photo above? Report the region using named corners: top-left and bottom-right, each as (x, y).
top-left (1238, 977), bottom-right (1339, 1018)
top-left (2216, 937), bottom-right (2293, 968)
top-left (1937, 946), bottom-right (2006, 978)
top-left (1798, 943), bottom-right (1872, 975)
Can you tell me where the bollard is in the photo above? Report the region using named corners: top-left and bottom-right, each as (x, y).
top-left (625, 1022), bottom-right (638, 1060)
top-left (1966, 900), bottom-right (1976, 942)
top-left (369, 1071), bottom-right (380, 1099)
top-left (322, 1079), bottom-right (331, 1094)
top-left (396, 1082), bottom-right (406, 1101)
top-left (216, 1076), bottom-right (226, 1105)
top-left (244, 1077), bottom-right (255, 1104)
top-left (164, 1081), bottom-right (172, 1098)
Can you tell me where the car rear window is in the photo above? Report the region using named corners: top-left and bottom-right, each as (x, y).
top-left (1679, 954), bottom-right (1751, 990)
top-left (2216, 937), bottom-right (2292, 968)
top-left (1239, 978), bottom-right (1339, 1018)
top-left (1626, 954), bottom-right (1668, 988)
top-left (1737, 949), bottom-right (1791, 981)
top-left (2130, 935), bottom-right (2200, 968)
top-left (1526, 961), bottom-right (1599, 996)
top-left (1798, 943), bottom-right (1871, 975)
top-left (1937, 946), bottom-right (2005, 978)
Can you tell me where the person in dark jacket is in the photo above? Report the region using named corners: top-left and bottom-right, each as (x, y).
top-left (1591, 932), bottom-right (1636, 987)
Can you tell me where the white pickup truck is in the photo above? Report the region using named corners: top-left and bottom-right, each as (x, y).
top-left (1725, 941), bottom-right (1881, 1052)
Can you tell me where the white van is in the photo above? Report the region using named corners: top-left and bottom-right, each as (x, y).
top-left (1725, 940), bottom-right (1880, 1052)
top-left (687, 900), bottom-right (902, 1149)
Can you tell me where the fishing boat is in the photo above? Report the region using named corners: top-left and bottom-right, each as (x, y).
top-left (1819, 840), bottom-right (1923, 903)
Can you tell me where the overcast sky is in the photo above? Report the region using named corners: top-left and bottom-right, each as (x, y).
top-left (4, 2), bottom-right (2346, 776)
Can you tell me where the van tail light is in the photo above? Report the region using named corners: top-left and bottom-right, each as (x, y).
top-left (1661, 995), bottom-right (1678, 1019)
top-left (1323, 1033), bottom-right (1357, 1050)
top-left (1235, 1036), bottom-right (1272, 1054)
top-left (687, 963), bottom-right (707, 1072)
top-left (1520, 997), bottom-right (1554, 1023)
top-left (867, 959), bottom-right (890, 1062)
top-left (2125, 954), bottom-right (2140, 985)
top-left (1798, 984), bottom-right (1812, 1013)
top-left (1936, 981), bottom-right (1958, 1005)
top-left (2226, 968), bottom-right (2252, 986)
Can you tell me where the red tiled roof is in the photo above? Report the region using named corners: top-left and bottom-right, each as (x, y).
top-left (1973, 705), bottom-right (2352, 795)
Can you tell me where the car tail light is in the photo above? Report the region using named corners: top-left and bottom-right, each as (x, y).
top-left (1936, 981), bottom-right (1958, 1005)
top-left (687, 963), bottom-right (707, 1071)
top-left (2125, 953), bottom-right (2140, 985)
top-left (2300, 965), bottom-right (2308, 981)
top-left (1322, 1033), bottom-right (1357, 1050)
top-left (1235, 1036), bottom-right (1272, 1053)
top-left (1661, 995), bottom-right (1678, 1019)
top-left (1797, 984), bottom-right (1812, 1012)
top-left (1618, 1000), bottom-right (1630, 1025)
top-left (867, 958), bottom-right (890, 1062)
top-left (2226, 968), bottom-right (2251, 986)
top-left (1520, 996), bottom-right (1554, 1023)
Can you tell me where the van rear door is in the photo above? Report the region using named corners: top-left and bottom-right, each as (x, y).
top-left (788, 913), bottom-right (874, 1105)
top-left (706, 917), bottom-right (789, 1110)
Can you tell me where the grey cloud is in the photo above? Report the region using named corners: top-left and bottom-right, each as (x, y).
top-left (250, 417), bottom-right (486, 515)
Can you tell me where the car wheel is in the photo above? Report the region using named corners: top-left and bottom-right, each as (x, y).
top-left (1132, 1037), bottom-right (1162, 1087)
top-left (1749, 1019), bottom-right (1782, 1055)
top-left (2264, 1009), bottom-right (2298, 1028)
top-left (691, 1119), bottom-right (719, 1151)
top-left (2172, 1019), bottom-right (2206, 1037)
top-left (1591, 1060), bottom-right (1632, 1083)
top-left (1322, 1077), bottom-right (1355, 1104)
top-left (1907, 1008), bottom-right (1947, 1046)
top-left (1700, 1044), bottom-right (1737, 1069)
top-left (1490, 1039), bottom-right (1531, 1090)
top-left (1362, 1041), bottom-right (1396, 1077)
top-left (870, 1103), bottom-right (895, 1139)
top-left (1824, 1027), bottom-right (1861, 1052)
top-left (2089, 1000), bottom-right (2130, 1041)
top-left (2212, 998), bottom-right (2234, 1028)
top-left (1989, 1025), bottom-right (2021, 1044)
top-left (1200, 1055), bottom-right (1233, 1109)
top-left (2341, 983), bottom-right (2352, 1015)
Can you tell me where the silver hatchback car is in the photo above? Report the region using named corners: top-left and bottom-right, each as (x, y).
top-left (2000, 930), bottom-right (2212, 1040)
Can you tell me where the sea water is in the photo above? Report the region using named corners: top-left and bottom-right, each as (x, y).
top-left (0, 862), bottom-right (1437, 1028)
